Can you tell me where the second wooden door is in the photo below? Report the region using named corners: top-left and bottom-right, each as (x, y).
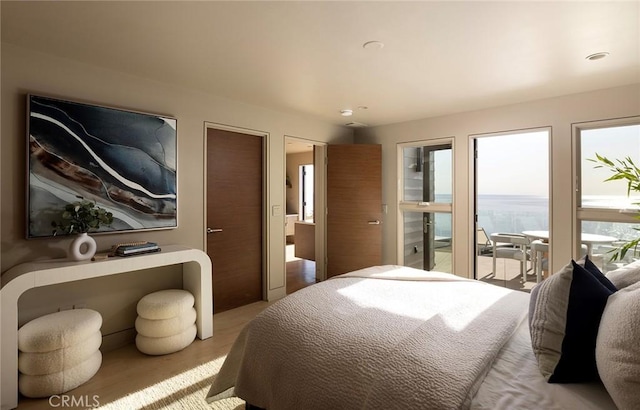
top-left (206, 128), bottom-right (263, 312)
top-left (326, 144), bottom-right (382, 278)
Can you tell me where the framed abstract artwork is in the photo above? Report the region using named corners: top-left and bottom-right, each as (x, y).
top-left (27, 94), bottom-right (177, 238)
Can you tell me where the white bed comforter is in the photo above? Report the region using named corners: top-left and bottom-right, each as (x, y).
top-left (207, 265), bottom-right (529, 410)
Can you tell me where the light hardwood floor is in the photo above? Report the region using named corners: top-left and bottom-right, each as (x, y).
top-left (285, 244), bottom-right (316, 294)
top-left (17, 301), bottom-right (272, 409)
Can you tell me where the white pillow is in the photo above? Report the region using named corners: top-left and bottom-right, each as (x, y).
top-left (605, 259), bottom-right (640, 289)
top-left (596, 281), bottom-right (640, 410)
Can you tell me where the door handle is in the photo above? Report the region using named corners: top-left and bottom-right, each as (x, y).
top-left (207, 227), bottom-right (223, 234)
top-left (368, 220), bottom-right (381, 225)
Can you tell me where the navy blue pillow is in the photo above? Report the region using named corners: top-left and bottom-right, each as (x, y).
top-left (582, 255), bottom-right (617, 292)
top-left (548, 260), bottom-right (615, 383)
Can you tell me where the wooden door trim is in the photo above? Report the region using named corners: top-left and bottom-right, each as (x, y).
top-left (204, 122), bottom-right (269, 300)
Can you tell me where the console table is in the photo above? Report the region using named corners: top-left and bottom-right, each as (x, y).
top-left (0, 245), bottom-right (213, 410)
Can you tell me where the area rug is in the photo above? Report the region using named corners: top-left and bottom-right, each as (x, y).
top-left (97, 356), bottom-right (244, 410)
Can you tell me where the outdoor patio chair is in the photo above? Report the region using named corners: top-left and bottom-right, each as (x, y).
top-left (530, 239), bottom-right (548, 283)
top-left (490, 232), bottom-right (531, 281)
top-left (476, 227), bottom-right (514, 256)
top-left (531, 241), bottom-right (589, 282)
top-left (477, 227), bottom-right (493, 255)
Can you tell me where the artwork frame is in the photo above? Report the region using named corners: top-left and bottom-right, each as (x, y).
top-left (26, 94), bottom-right (178, 238)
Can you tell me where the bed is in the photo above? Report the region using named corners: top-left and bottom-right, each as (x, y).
top-left (206, 264), bottom-right (640, 410)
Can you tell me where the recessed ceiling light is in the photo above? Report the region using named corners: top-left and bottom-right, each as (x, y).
top-left (363, 41), bottom-right (384, 50)
top-left (586, 52), bottom-right (610, 61)
top-left (340, 109), bottom-right (353, 117)
top-left (345, 121), bottom-right (368, 128)
top-left (357, 106), bottom-right (368, 110)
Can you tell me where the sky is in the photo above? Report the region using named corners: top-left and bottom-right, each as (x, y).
top-left (477, 130), bottom-right (549, 196)
top-left (581, 125), bottom-right (640, 197)
top-left (476, 125), bottom-right (640, 198)
top-left (409, 124), bottom-right (640, 202)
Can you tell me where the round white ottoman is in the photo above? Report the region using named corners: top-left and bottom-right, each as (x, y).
top-left (19, 351), bottom-right (102, 398)
top-left (136, 289), bottom-right (194, 320)
top-left (135, 289), bottom-right (196, 355)
top-left (135, 307), bottom-right (197, 338)
top-left (17, 309), bottom-right (103, 398)
top-left (19, 331), bottom-right (102, 375)
top-left (136, 324), bottom-right (197, 356)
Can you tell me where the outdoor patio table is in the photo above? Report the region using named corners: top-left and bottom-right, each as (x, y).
top-left (522, 230), bottom-right (618, 258)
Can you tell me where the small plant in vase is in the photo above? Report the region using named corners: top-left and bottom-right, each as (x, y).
top-left (51, 196), bottom-right (114, 260)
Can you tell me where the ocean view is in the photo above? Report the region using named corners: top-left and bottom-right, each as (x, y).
top-left (432, 194), bottom-right (639, 242)
top-left (476, 194), bottom-right (549, 236)
top-left (430, 194), bottom-right (548, 239)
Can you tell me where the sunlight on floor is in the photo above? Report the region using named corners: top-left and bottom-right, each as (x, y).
top-left (286, 244), bottom-right (300, 262)
top-left (97, 356), bottom-right (229, 409)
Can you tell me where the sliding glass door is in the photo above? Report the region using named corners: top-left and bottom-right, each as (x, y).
top-left (473, 129), bottom-right (549, 291)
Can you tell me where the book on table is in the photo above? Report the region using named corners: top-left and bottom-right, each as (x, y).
top-left (112, 241), bottom-right (160, 256)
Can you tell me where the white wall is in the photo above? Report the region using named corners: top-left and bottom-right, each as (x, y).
top-left (1, 43), bottom-right (352, 345)
top-left (355, 84), bottom-right (640, 278)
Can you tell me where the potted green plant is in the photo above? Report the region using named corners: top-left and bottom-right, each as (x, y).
top-left (589, 154), bottom-right (640, 261)
top-left (51, 196), bottom-right (113, 260)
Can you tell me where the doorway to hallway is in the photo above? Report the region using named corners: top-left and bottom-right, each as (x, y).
top-left (285, 137), bottom-right (317, 294)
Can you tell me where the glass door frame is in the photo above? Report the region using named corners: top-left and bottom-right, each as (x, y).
top-left (471, 127), bottom-right (552, 283)
top-left (397, 138), bottom-right (454, 270)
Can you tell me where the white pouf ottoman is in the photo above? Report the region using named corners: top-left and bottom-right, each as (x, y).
top-left (17, 309), bottom-right (103, 398)
top-left (135, 289), bottom-right (197, 355)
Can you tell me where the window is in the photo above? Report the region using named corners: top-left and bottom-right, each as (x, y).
top-left (575, 119), bottom-right (640, 271)
top-left (299, 164), bottom-right (314, 222)
top-left (398, 140), bottom-right (453, 273)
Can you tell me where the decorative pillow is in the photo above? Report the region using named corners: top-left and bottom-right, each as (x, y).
top-left (529, 260), bottom-right (615, 383)
top-left (596, 281), bottom-right (640, 410)
top-left (578, 255), bottom-right (618, 292)
top-left (605, 259), bottom-right (640, 289)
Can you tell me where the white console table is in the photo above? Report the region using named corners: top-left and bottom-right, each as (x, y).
top-left (0, 245), bottom-right (213, 410)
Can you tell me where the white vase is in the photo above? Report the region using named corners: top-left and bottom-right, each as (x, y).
top-left (68, 233), bottom-right (97, 261)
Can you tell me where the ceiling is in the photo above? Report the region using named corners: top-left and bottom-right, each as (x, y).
top-left (286, 138), bottom-right (315, 154)
top-left (2, 1), bottom-right (639, 128)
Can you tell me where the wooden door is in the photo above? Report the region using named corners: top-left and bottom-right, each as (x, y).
top-left (327, 144), bottom-right (382, 277)
top-left (206, 128), bottom-right (263, 312)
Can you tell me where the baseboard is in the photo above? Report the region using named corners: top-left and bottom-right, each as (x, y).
top-left (101, 328), bottom-right (136, 352)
